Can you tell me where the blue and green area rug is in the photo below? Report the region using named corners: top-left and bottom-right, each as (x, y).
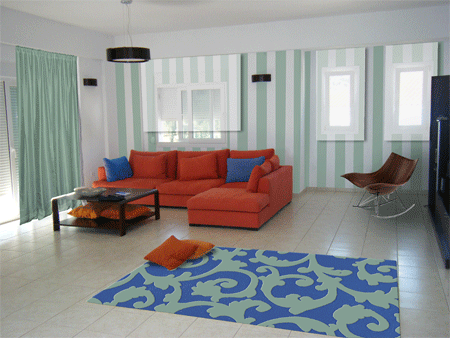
top-left (88, 247), bottom-right (400, 337)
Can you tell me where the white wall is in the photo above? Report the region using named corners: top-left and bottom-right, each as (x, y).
top-left (77, 58), bottom-right (105, 186)
top-left (0, 6), bottom-right (117, 187)
top-left (124, 4), bottom-right (449, 74)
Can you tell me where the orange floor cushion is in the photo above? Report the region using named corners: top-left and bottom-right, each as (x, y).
top-left (100, 204), bottom-right (151, 220)
top-left (144, 235), bottom-right (199, 270)
top-left (182, 239), bottom-right (215, 259)
top-left (68, 202), bottom-right (107, 219)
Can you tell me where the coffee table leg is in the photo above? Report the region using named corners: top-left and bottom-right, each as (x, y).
top-left (154, 190), bottom-right (160, 220)
top-left (119, 204), bottom-right (126, 236)
top-left (52, 199), bottom-right (60, 231)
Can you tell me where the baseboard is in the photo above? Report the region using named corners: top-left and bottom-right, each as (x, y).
top-left (300, 187), bottom-right (428, 195)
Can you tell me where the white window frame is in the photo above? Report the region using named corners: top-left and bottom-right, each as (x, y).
top-left (155, 82), bottom-right (228, 146)
top-left (319, 66), bottom-right (362, 140)
top-left (384, 62), bottom-right (432, 141)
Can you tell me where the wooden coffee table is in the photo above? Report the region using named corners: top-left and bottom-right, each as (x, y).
top-left (51, 188), bottom-right (160, 236)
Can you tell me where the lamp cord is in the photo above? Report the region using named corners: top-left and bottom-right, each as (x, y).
top-left (126, 3), bottom-right (133, 47)
top-left (122, 1), bottom-right (133, 47)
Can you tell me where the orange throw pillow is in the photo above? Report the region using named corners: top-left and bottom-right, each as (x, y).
top-left (144, 236), bottom-right (199, 270)
top-left (246, 165), bottom-right (265, 193)
top-left (100, 204), bottom-right (151, 220)
top-left (246, 161), bottom-right (272, 193)
top-left (182, 240), bottom-right (215, 259)
top-left (98, 167), bottom-right (107, 181)
top-left (261, 161), bottom-right (272, 175)
top-left (131, 153), bottom-right (167, 179)
top-left (179, 153), bottom-right (218, 181)
top-left (269, 155), bottom-right (280, 171)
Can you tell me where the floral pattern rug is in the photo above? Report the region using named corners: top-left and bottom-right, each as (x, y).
top-left (88, 247), bottom-right (400, 337)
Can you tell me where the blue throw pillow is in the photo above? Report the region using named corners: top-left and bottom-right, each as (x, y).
top-left (226, 156), bottom-right (265, 183)
top-left (103, 156), bottom-right (133, 182)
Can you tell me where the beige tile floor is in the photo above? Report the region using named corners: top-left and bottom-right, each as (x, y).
top-left (1, 190), bottom-right (449, 337)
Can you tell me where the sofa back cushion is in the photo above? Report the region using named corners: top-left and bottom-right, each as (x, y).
top-left (131, 153), bottom-right (167, 179)
top-left (129, 150), bottom-right (177, 180)
top-left (230, 148), bottom-right (275, 160)
top-left (177, 149), bottom-right (230, 179)
top-left (179, 153), bottom-right (218, 181)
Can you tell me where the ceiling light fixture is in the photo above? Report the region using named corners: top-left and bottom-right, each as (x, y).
top-left (106, 0), bottom-right (150, 63)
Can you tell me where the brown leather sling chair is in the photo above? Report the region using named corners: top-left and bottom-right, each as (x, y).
top-left (341, 152), bottom-right (419, 218)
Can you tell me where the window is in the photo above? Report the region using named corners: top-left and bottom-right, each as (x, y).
top-left (318, 66), bottom-right (363, 140)
top-left (385, 63), bottom-right (432, 140)
top-left (398, 70), bottom-right (424, 126)
top-left (384, 42), bottom-right (437, 141)
top-left (329, 74), bottom-right (351, 127)
top-left (316, 47), bottom-right (365, 141)
top-left (156, 82), bottom-right (227, 144)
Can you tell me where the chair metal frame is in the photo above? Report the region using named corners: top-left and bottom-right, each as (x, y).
top-left (353, 190), bottom-right (415, 219)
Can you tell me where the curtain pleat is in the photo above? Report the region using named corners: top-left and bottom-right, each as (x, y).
top-left (16, 46), bottom-right (81, 224)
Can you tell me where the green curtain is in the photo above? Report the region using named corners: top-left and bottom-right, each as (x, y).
top-left (16, 46), bottom-right (81, 224)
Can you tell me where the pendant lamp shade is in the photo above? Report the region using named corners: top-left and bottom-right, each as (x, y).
top-left (106, 47), bottom-right (150, 63)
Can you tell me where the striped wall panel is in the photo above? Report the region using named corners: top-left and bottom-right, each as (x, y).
top-left (316, 47), bottom-right (366, 141)
top-left (384, 42), bottom-right (438, 142)
top-left (113, 44), bottom-right (441, 193)
top-left (141, 54), bottom-right (241, 132)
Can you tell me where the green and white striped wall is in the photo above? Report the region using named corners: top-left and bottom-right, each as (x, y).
top-left (112, 42), bottom-right (444, 193)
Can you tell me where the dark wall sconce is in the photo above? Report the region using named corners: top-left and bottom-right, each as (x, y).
top-left (252, 74), bottom-right (271, 83)
top-left (83, 78), bottom-right (98, 86)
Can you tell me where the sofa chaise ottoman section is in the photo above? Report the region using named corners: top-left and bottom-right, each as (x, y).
top-left (187, 188), bottom-right (271, 229)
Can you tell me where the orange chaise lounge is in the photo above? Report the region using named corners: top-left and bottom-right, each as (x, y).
top-left (92, 148), bottom-right (293, 229)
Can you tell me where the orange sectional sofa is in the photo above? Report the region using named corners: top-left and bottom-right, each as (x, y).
top-left (92, 148), bottom-right (292, 229)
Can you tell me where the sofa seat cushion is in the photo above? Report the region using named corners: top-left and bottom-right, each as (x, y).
top-left (218, 182), bottom-right (247, 189)
top-left (187, 188), bottom-right (269, 213)
top-left (92, 178), bottom-right (172, 189)
top-left (157, 178), bottom-right (226, 196)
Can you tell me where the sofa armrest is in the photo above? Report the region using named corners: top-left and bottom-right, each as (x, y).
top-left (257, 165), bottom-right (293, 207)
top-left (98, 167), bottom-right (107, 181)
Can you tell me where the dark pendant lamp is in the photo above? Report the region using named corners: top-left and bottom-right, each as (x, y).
top-left (107, 47), bottom-right (150, 63)
top-left (107, 0), bottom-right (150, 63)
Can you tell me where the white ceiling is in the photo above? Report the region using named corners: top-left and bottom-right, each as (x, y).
top-left (2, 0), bottom-right (448, 36)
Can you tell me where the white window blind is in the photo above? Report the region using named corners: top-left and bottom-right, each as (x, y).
top-left (398, 70), bottom-right (425, 126)
top-left (328, 74), bottom-right (351, 127)
top-left (156, 82), bottom-right (227, 144)
top-left (0, 81), bottom-right (13, 196)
